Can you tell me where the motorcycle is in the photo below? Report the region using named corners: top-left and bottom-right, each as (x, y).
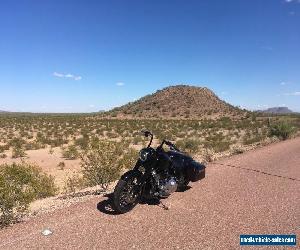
top-left (113, 130), bottom-right (206, 213)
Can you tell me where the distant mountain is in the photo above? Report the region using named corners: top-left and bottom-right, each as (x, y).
top-left (104, 85), bottom-right (246, 119)
top-left (260, 107), bottom-right (293, 114)
top-left (0, 110), bottom-right (9, 113)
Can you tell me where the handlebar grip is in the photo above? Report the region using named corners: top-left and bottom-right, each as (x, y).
top-left (165, 140), bottom-right (180, 151)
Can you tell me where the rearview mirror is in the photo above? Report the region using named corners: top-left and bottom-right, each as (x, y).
top-left (141, 129), bottom-right (151, 137)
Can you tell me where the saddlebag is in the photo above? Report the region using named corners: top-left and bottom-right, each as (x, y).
top-left (186, 161), bottom-right (206, 182)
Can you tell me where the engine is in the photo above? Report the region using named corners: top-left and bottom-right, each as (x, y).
top-left (158, 177), bottom-right (178, 197)
top-left (151, 168), bottom-right (178, 198)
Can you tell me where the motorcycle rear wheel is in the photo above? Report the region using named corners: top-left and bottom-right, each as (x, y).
top-left (113, 173), bottom-right (141, 214)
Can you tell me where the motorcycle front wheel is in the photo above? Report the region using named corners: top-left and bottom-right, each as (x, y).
top-left (113, 171), bottom-right (141, 214)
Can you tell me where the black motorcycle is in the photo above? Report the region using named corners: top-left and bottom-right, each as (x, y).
top-left (113, 130), bottom-right (206, 213)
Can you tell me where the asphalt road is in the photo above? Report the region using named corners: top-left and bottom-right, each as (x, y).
top-left (0, 138), bottom-right (299, 249)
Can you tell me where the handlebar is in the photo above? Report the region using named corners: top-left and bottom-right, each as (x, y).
top-left (141, 130), bottom-right (179, 151)
top-left (161, 140), bottom-right (180, 152)
top-left (141, 130), bottom-right (153, 148)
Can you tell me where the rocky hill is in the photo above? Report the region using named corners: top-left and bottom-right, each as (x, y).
top-left (105, 85), bottom-right (245, 119)
top-left (259, 107), bottom-right (293, 114)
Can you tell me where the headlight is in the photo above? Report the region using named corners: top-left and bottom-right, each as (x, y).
top-left (139, 149), bottom-right (149, 162)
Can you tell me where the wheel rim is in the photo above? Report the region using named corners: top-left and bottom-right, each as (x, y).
top-left (118, 177), bottom-right (139, 208)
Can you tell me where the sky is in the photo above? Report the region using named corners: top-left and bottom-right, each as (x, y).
top-left (0, 0), bottom-right (299, 113)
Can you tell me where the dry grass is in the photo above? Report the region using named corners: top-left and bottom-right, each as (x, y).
top-left (0, 113), bottom-right (299, 193)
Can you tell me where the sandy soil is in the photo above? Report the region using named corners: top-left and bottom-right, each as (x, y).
top-left (0, 147), bottom-right (81, 190)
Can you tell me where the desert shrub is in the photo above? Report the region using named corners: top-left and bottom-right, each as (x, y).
top-left (210, 141), bottom-right (230, 153)
top-left (176, 139), bottom-right (200, 154)
top-left (0, 145), bottom-right (9, 153)
top-left (9, 137), bottom-right (25, 148)
top-left (0, 154), bottom-right (7, 159)
top-left (75, 136), bottom-right (89, 150)
top-left (57, 161), bottom-right (65, 170)
top-left (133, 136), bottom-right (143, 145)
top-left (49, 147), bottom-right (54, 154)
top-left (202, 148), bottom-right (216, 163)
top-left (11, 145), bottom-right (27, 158)
top-left (63, 175), bottom-right (87, 194)
top-left (204, 141), bottom-right (231, 153)
top-left (62, 145), bottom-right (79, 160)
top-left (213, 141), bottom-right (231, 152)
top-left (80, 140), bottom-right (123, 190)
top-left (25, 141), bottom-right (45, 150)
top-left (231, 145), bottom-right (245, 155)
top-left (118, 148), bottom-right (138, 169)
top-left (269, 120), bottom-right (296, 140)
top-left (0, 162), bottom-right (57, 228)
top-left (242, 135), bottom-right (263, 145)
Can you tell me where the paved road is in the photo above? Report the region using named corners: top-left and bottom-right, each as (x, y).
top-left (1, 138), bottom-right (299, 249)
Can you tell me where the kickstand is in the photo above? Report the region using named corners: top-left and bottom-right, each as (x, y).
top-left (159, 200), bottom-right (169, 210)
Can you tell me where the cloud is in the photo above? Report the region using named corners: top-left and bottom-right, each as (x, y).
top-left (261, 46), bottom-right (273, 51)
top-left (284, 91), bottom-right (300, 96)
top-left (53, 72), bottom-right (82, 81)
top-left (74, 76), bottom-right (82, 81)
top-left (53, 72), bottom-right (64, 78)
top-left (116, 82), bottom-right (125, 86)
top-left (285, 0), bottom-right (300, 3)
top-left (89, 104), bottom-right (95, 108)
top-left (280, 81), bottom-right (293, 86)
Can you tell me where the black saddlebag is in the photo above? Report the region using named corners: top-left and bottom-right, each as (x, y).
top-left (186, 161), bottom-right (206, 182)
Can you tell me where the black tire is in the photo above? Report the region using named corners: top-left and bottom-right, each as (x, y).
top-left (113, 172), bottom-right (141, 214)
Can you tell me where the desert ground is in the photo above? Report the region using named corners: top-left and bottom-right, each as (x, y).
top-left (0, 114), bottom-right (299, 192)
top-left (0, 136), bottom-right (299, 249)
top-left (0, 112), bottom-right (299, 231)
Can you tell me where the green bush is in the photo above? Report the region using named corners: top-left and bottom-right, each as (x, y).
top-left (0, 154), bottom-right (7, 159)
top-left (25, 141), bottom-right (45, 151)
top-left (176, 139), bottom-right (200, 154)
top-left (0, 163), bottom-right (57, 228)
top-left (212, 141), bottom-right (231, 153)
top-left (75, 136), bottom-right (89, 150)
top-left (242, 134), bottom-right (264, 145)
top-left (63, 175), bottom-right (87, 194)
top-left (118, 148), bottom-right (138, 170)
top-left (204, 141), bottom-right (231, 153)
top-left (269, 121), bottom-right (296, 140)
top-left (57, 161), bottom-right (65, 170)
top-left (80, 141), bottom-right (123, 190)
top-left (62, 145), bottom-right (79, 159)
top-left (11, 145), bottom-right (27, 158)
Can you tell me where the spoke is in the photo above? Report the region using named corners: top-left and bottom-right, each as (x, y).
top-left (117, 177), bottom-right (139, 209)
